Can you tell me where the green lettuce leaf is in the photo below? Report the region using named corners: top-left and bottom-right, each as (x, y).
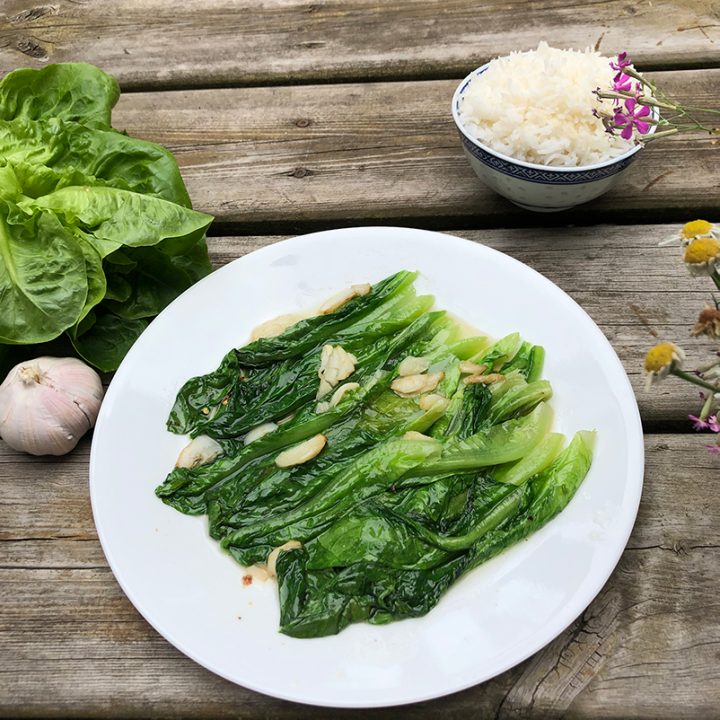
top-left (23, 185), bottom-right (212, 257)
top-left (69, 309), bottom-right (148, 372)
top-left (104, 241), bottom-right (211, 319)
top-left (0, 63), bottom-right (119, 129)
top-left (0, 118), bottom-right (191, 206)
top-left (0, 203), bottom-right (88, 344)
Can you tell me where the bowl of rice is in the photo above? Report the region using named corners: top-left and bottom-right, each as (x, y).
top-left (452, 43), bottom-right (656, 212)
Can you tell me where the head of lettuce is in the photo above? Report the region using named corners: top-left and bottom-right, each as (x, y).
top-left (0, 63), bottom-right (213, 377)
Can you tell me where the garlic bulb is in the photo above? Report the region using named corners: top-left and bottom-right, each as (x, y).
top-left (0, 357), bottom-right (104, 456)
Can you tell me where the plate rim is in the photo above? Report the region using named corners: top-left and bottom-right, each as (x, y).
top-left (89, 225), bottom-right (645, 708)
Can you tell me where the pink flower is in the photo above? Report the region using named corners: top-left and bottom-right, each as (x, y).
top-left (689, 414), bottom-right (709, 430)
top-left (610, 52), bottom-right (632, 72)
top-left (708, 415), bottom-right (720, 432)
top-left (612, 73), bottom-right (633, 93)
top-left (705, 443), bottom-right (720, 455)
top-left (613, 98), bottom-right (652, 139)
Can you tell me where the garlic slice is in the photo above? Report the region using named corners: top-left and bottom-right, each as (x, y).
top-left (176, 435), bottom-right (223, 468)
top-left (459, 360), bottom-right (488, 375)
top-left (275, 434), bottom-right (327, 468)
top-left (418, 393), bottom-right (449, 411)
top-left (397, 355), bottom-right (431, 376)
top-left (403, 431), bottom-right (434, 441)
top-left (317, 381), bottom-right (362, 412)
top-left (243, 422), bottom-right (278, 445)
top-left (266, 540), bottom-right (303, 578)
top-left (391, 371), bottom-right (444, 398)
top-left (318, 283), bottom-right (371, 314)
top-left (464, 373), bottom-right (506, 385)
top-left (329, 382), bottom-right (360, 408)
top-left (250, 312), bottom-right (305, 341)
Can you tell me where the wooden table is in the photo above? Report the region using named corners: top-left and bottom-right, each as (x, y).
top-left (2, 2), bottom-right (719, 717)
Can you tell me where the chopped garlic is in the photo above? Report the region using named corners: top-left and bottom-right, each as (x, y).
top-left (398, 356), bottom-right (431, 376)
top-left (464, 373), bottom-right (506, 385)
top-left (391, 371), bottom-right (444, 398)
top-left (418, 393), bottom-right (449, 412)
top-left (317, 344), bottom-right (357, 398)
top-left (459, 360), bottom-right (487, 375)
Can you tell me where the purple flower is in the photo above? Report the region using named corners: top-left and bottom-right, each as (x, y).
top-left (705, 443), bottom-right (720, 455)
top-left (708, 415), bottom-right (720, 432)
top-left (610, 52), bottom-right (632, 72)
top-left (612, 73), bottom-right (633, 93)
top-left (689, 414), bottom-right (709, 430)
top-left (613, 98), bottom-right (652, 139)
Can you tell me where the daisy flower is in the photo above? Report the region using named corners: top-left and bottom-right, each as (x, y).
top-left (660, 220), bottom-right (718, 247)
top-left (683, 236), bottom-right (720, 277)
top-left (643, 342), bottom-right (685, 389)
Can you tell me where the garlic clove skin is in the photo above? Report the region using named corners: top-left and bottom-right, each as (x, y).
top-left (0, 357), bottom-right (104, 456)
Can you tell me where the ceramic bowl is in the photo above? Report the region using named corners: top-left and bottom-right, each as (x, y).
top-left (451, 63), bottom-right (652, 212)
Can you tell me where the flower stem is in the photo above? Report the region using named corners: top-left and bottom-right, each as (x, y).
top-left (636, 96), bottom-right (678, 111)
top-left (682, 105), bottom-right (720, 116)
top-left (596, 89), bottom-right (676, 110)
top-left (640, 128), bottom-right (680, 141)
top-left (623, 66), bottom-right (654, 89)
top-left (700, 391), bottom-right (715, 421)
top-left (671, 368), bottom-right (720, 393)
top-left (712, 271), bottom-right (720, 292)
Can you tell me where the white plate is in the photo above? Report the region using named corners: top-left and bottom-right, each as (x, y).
top-left (90, 227), bottom-right (644, 708)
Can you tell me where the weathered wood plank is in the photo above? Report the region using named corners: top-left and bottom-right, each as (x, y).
top-left (1, 434), bottom-right (718, 717)
top-left (108, 70), bottom-right (720, 227)
top-left (1, 1), bottom-right (718, 88)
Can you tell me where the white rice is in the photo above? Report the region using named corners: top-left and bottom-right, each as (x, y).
top-left (458, 42), bottom-right (634, 167)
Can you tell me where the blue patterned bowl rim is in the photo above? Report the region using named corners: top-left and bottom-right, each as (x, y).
top-left (451, 62), bottom-right (656, 182)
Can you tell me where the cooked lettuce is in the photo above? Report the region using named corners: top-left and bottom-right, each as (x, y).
top-left (0, 63), bottom-right (212, 374)
top-left (157, 272), bottom-right (595, 638)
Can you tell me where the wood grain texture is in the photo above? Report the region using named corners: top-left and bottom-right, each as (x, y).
top-left (1, 434), bottom-right (718, 718)
top-left (107, 70), bottom-right (720, 228)
top-left (203, 226), bottom-right (715, 428)
top-left (1, 0), bottom-right (719, 88)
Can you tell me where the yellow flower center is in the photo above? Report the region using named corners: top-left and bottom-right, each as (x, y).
top-left (682, 219), bottom-right (713, 239)
top-left (684, 237), bottom-right (720, 264)
top-left (644, 343), bottom-right (677, 372)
